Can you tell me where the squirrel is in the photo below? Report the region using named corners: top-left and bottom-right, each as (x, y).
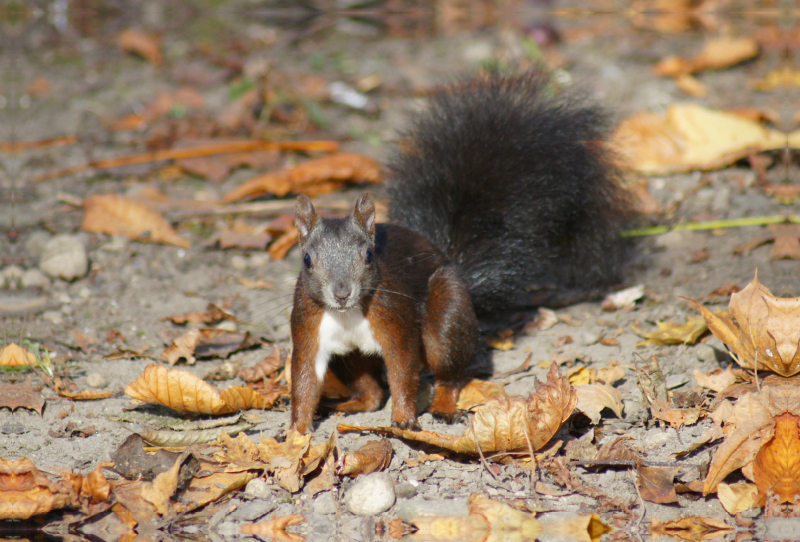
top-left (289, 71), bottom-right (634, 433)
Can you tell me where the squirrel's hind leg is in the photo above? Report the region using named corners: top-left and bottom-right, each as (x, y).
top-left (326, 352), bottom-right (386, 414)
top-left (422, 266), bottom-right (479, 421)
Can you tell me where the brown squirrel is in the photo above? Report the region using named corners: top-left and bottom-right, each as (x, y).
top-left (289, 72), bottom-right (634, 433)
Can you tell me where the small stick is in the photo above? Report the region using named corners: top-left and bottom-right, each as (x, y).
top-left (521, 422), bottom-right (537, 495)
top-left (473, 430), bottom-right (500, 483)
top-left (32, 140), bottom-right (339, 183)
top-left (631, 469), bottom-right (646, 542)
top-left (0, 136), bottom-right (78, 151)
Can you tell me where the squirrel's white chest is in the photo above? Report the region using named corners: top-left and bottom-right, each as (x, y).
top-left (315, 309), bottom-right (382, 382)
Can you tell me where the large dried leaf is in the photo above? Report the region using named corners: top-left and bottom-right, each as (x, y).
top-left (693, 368), bottom-right (736, 393)
top-left (222, 153), bottom-right (381, 203)
top-left (612, 104), bottom-right (787, 175)
top-left (0, 343), bottom-right (36, 367)
top-left (125, 364), bottom-right (271, 415)
top-left (456, 379), bottom-right (509, 411)
top-left (716, 482), bottom-right (759, 515)
top-left (637, 464), bottom-right (678, 504)
top-left (691, 272), bottom-right (800, 376)
top-left (0, 458), bottom-right (76, 520)
top-left (575, 384), bottom-right (623, 424)
top-left (82, 194), bottom-right (189, 248)
top-left (649, 516), bottom-right (733, 541)
top-left (339, 363), bottom-right (576, 455)
top-left (0, 381), bottom-right (45, 415)
top-left (752, 412), bottom-right (800, 504)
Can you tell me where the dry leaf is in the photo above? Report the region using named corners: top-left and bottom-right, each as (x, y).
top-left (258, 430), bottom-right (312, 493)
top-left (716, 482), bottom-right (759, 514)
top-left (752, 412), bottom-right (800, 504)
top-left (0, 381), bottom-right (45, 415)
top-left (339, 363), bottom-right (576, 456)
top-left (162, 328), bottom-right (255, 365)
top-left (0, 458), bottom-right (77, 520)
top-left (161, 303), bottom-right (234, 325)
top-left (337, 439), bottom-right (392, 477)
top-left (487, 336), bottom-right (514, 350)
top-left (125, 364), bottom-right (271, 415)
top-left (0, 343), bottom-right (36, 367)
top-left (734, 223), bottom-right (800, 260)
top-left (596, 436), bottom-right (640, 462)
top-left (690, 271), bottom-right (800, 376)
top-left (652, 401), bottom-right (701, 430)
top-left (632, 316), bottom-right (708, 346)
top-left (649, 516), bottom-right (733, 541)
top-left (613, 104), bottom-right (787, 175)
top-left (601, 285), bottom-right (644, 311)
top-left (82, 194), bottom-right (189, 248)
top-left (693, 368), bottom-right (736, 393)
top-left (268, 228), bottom-right (300, 260)
top-left (575, 384), bottom-right (623, 424)
top-left (222, 153), bottom-right (381, 203)
top-left (456, 379), bottom-right (508, 411)
top-left (638, 464), bottom-right (678, 504)
top-left (752, 66), bottom-right (800, 91)
top-left (117, 28), bottom-right (162, 65)
top-left (675, 74), bottom-right (708, 97)
top-left (240, 515), bottom-right (306, 541)
top-left (140, 453), bottom-right (185, 515)
top-left (654, 37), bottom-right (759, 76)
top-left (238, 348), bottom-right (285, 382)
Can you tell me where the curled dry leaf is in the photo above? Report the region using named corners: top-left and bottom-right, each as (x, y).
top-left (162, 303), bottom-right (234, 325)
top-left (752, 412), bottom-right (800, 504)
top-left (125, 364), bottom-right (272, 415)
top-left (0, 343), bottom-right (36, 367)
top-left (337, 438), bottom-right (392, 477)
top-left (693, 368), bottom-right (736, 393)
top-left (575, 384), bottom-right (623, 424)
top-left (456, 379), bottom-right (509, 411)
top-left (716, 482), bottom-right (759, 515)
top-left (339, 363), bottom-right (576, 455)
top-left (637, 464), bottom-right (679, 504)
top-left (238, 347), bottom-right (285, 382)
top-left (82, 194), bottom-right (189, 248)
top-left (612, 104), bottom-right (787, 175)
top-left (654, 37), bottom-right (759, 77)
top-left (257, 429), bottom-right (336, 493)
top-left (0, 458), bottom-right (76, 520)
top-left (649, 516), bottom-right (733, 541)
top-left (632, 315), bottom-right (708, 346)
top-left (162, 328), bottom-right (256, 365)
top-left (240, 515), bottom-right (306, 542)
top-left (268, 228), bottom-right (300, 260)
top-left (690, 271), bottom-right (800, 377)
top-left (703, 385), bottom-right (800, 494)
top-left (221, 153), bottom-right (382, 203)
top-left (117, 28), bottom-right (162, 65)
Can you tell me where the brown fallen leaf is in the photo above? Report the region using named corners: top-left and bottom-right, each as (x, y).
top-left (612, 104), bottom-right (787, 175)
top-left (675, 74), bottom-right (708, 97)
top-left (456, 379), bottom-right (509, 411)
top-left (734, 222), bottom-right (800, 260)
top-left (596, 436), bottom-right (640, 462)
top-left (690, 271), bottom-right (800, 377)
top-left (162, 328), bottom-right (256, 365)
top-left (337, 439), bottom-right (392, 477)
top-left (240, 515), bottom-right (306, 541)
top-left (161, 303), bottom-right (235, 325)
top-left (238, 348), bottom-right (285, 382)
top-left (405, 452), bottom-right (447, 468)
top-left (55, 388), bottom-right (114, 400)
top-left (258, 430), bottom-right (320, 493)
top-left (125, 364), bottom-right (273, 415)
top-left (574, 384), bottom-right (623, 424)
top-left (82, 194), bottom-right (189, 248)
top-left (693, 368), bottom-right (736, 393)
top-left (268, 228), bottom-right (300, 260)
top-left (339, 363), bottom-right (576, 455)
top-left (652, 401), bottom-right (701, 430)
top-left (654, 37), bottom-right (759, 77)
top-left (716, 482), bottom-right (759, 515)
top-left (632, 315), bottom-right (709, 346)
top-left (638, 464), bottom-right (679, 504)
top-left (752, 412), bottom-right (800, 504)
top-left (237, 277), bottom-right (274, 289)
top-left (0, 381), bottom-right (45, 415)
top-left (0, 458), bottom-right (79, 520)
top-left (117, 28), bottom-right (162, 65)
top-left (0, 343), bottom-right (36, 367)
top-left (649, 516), bottom-right (733, 541)
top-left (752, 66), bottom-right (800, 91)
top-left (222, 153), bottom-right (382, 203)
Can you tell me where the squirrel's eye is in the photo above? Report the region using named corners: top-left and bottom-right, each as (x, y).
top-left (303, 253), bottom-right (312, 269)
top-left (365, 248), bottom-right (373, 264)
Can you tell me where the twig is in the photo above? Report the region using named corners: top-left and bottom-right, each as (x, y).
top-left (0, 135), bottom-right (78, 151)
top-left (569, 459), bottom-right (700, 468)
top-left (622, 214), bottom-right (799, 237)
top-left (631, 470), bottom-right (646, 542)
top-left (32, 140), bottom-right (339, 183)
top-left (521, 422), bottom-right (537, 496)
top-left (473, 430), bottom-right (500, 484)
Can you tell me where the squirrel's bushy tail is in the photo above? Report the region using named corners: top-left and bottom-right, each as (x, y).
top-left (387, 72), bottom-right (634, 321)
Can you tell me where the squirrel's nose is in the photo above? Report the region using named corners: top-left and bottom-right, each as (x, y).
top-left (333, 284), bottom-right (351, 302)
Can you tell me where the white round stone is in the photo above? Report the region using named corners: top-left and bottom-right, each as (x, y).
top-left (345, 472), bottom-right (395, 516)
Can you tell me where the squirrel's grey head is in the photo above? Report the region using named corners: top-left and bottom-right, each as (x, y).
top-left (294, 192), bottom-right (377, 311)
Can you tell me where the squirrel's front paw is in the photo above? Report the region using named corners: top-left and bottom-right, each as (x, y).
top-left (430, 410), bottom-right (465, 424)
top-left (392, 418), bottom-right (420, 431)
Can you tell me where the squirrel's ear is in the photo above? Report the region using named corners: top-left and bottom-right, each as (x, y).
top-left (295, 194), bottom-right (318, 245)
top-left (353, 192), bottom-right (376, 239)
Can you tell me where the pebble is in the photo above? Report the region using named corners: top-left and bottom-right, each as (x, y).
top-left (22, 269), bottom-right (49, 289)
top-left (579, 331), bottom-right (600, 346)
top-left (395, 498), bottom-right (469, 521)
top-left (215, 320), bottom-right (237, 332)
top-left (39, 235), bottom-right (88, 280)
top-left (244, 478), bottom-right (274, 500)
top-left (24, 231), bottom-right (51, 258)
top-left (230, 255), bottom-right (248, 271)
top-left (247, 253), bottom-right (269, 268)
top-left (313, 491), bottom-right (337, 515)
top-left (665, 374), bottom-right (689, 389)
top-left (86, 373), bottom-right (107, 388)
top-left (395, 481), bottom-right (417, 499)
top-left (345, 472), bottom-right (395, 516)
top-left (42, 311), bottom-right (63, 325)
top-left (695, 344), bottom-right (717, 364)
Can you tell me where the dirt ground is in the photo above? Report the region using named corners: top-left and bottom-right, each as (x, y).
top-left (2, 1), bottom-right (799, 541)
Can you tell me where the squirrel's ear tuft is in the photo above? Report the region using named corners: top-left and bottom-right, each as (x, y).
top-left (295, 194), bottom-right (318, 245)
top-left (353, 192), bottom-right (376, 239)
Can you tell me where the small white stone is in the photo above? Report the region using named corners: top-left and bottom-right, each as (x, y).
top-left (22, 269), bottom-right (49, 289)
top-left (230, 255), bottom-right (248, 271)
top-left (244, 478), bottom-right (273, 500)
top-left (695, 344), bottom-right (717, 364)
top-left (215, 320), bottom-right (237, 332)
top-left (39, 235), bottom-right (88, 280)
top-left (345, 472), bottom-right (395, 516)
top-left (43, 311), bottom-right (63, 325)
top-left (247, 253), bottom-right (269, 268)
top-left (86, 373), bottom-right (107, 388)
top-left (579, 331), bottom-right (600, 346)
